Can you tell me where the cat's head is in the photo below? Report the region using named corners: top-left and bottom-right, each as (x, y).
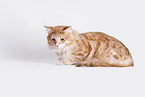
top-left (44, 26), bottom-right (76, 49)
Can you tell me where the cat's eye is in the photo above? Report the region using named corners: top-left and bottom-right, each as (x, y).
top-left (61, 38), bottom-right (65, 41)
top-left (52, 38), bottom-right (56, 41)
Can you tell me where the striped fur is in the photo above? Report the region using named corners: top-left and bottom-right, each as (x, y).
top-left (44, 26), bottom-right (134, 67)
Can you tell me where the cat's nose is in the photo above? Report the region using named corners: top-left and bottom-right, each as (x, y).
top-left (56, 43), bottom-right (59, 47)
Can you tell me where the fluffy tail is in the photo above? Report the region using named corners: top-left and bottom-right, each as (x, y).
top-left (76, 57), bottom-right (133, 67)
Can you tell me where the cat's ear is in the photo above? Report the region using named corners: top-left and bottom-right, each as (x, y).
top-left (44, 26), bottom-right (53, 33)
top-left (63, 26), bottom-right (72, 33)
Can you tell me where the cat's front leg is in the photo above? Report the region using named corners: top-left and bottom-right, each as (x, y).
top-left (57, 58), bottom-right (77, 65)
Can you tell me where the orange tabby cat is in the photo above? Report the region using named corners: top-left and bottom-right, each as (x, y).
top-left (44, 25), bottom-right (134, 67)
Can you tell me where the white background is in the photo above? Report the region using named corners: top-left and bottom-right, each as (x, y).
top-left (0, 0), bottom-right (145, 97)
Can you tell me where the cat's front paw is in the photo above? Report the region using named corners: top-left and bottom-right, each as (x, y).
top-left (57, 59), bottom-right (75, 65)
top-left (57, 60), bottom-right (65, 65)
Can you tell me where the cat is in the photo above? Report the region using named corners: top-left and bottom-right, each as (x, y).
top-left (44, 25), bottom-right (134, 67)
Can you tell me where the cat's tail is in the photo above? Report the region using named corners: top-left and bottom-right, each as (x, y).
top-left (76, 57), bottom-right (134, 67)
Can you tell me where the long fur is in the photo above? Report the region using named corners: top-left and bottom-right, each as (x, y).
top-left (44, 26), bottom-right (134, 67)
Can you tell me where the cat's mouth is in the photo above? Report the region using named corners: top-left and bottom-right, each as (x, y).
top-left (56, 43), bottom-right (66, 49)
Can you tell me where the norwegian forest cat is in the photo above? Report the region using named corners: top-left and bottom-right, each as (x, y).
top-left (44, 25), bottom-right (134, 67)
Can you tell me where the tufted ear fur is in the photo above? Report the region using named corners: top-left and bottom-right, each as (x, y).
top-left (44, 26), bottom-right (53, 33)
top-left (63, 26), bottom-right (72, 33)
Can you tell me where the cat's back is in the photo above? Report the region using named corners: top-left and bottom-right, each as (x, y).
top-left (79, 32), bottom-right (117, 41)
top-left (79, 32), bottom-right (130, 54)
